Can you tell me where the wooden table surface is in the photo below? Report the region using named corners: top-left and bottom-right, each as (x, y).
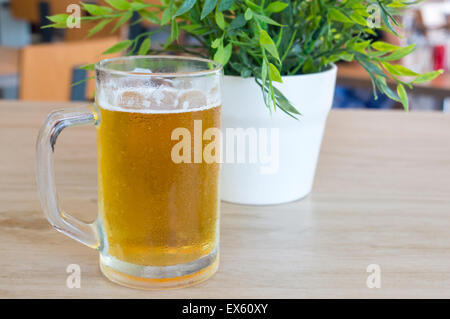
top-left (1, 101), bottom-right (450, 298)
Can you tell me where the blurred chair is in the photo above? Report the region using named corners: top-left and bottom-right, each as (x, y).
top-left (0, 0), bottom-right (31, 47)
top-left (10, 0), bottom-right (48, 24)
top-left (0, 45), bottom-right (20, 99)
top-left (19, 37), bottom-right (119, 101)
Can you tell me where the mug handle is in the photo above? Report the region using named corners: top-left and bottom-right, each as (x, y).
top-left (36, 106), bottom-right (99, 249)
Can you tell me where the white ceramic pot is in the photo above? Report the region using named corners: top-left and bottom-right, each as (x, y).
top-left (220, 64), bottom-right (337, 205)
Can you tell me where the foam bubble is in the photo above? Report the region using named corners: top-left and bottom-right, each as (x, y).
top-left (98, 87), bottom-right (220, 114)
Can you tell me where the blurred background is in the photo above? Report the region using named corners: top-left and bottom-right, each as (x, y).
top-left (0, 0), bottom-right (448, 110)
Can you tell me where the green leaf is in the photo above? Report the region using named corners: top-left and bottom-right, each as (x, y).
top-left (42, 23), bottom-right (65, 29)
top-left (397, 83), bottom-right (408, 112)
top-left (269, 63), bottom-right (282, 83)
top-left (371, 41), bottom-right (400, 52)
top-left (381, 62), bottom-right (419, 77)
top-left (182, 23), bottom-right (209, 35)
top-left (138, 38), bottom-right (151, 55)
top-left (341, 52), bottom-right (354, 62)
top-left (72, 76), bottom-right (95, 88)
top-left (350, 40), bottom-right (371, 54)
top-left (228, 14), bottom-right (246, 30)
top-left (47, 14), bottom-right (69, 25)
top-left (244, 8), bottom-right (253, 20)
top-left (105, 0), bottom-right (131, 10)
top-left (81, 3), bottom-right (112, 16)
top-left (130, 2), bottom-right (150, 11)
top-left (175, 0), bottom-right (197, 16)
top-left (357, 57), bottom-right (386, 78)
top-left (302, 57), bottom-right (314, 73)
top-left (112, 11), bottom-right (132, 32)
top-left (259, 30), bottom-right (280, 62)
top-left (265, 1), bottom-right (288, 13)
top-left (254, 13), bottom-right (282, 26)
top-left (349, 11), bottom-right (367, 26)
top-left (215, 10), bottom-right (226, 30)
top-left (170, 18), bottom-right (179, 41)
top-left (189, 5), bottom-right (201, 23)
top-left (201, 0), bottom-right (217, 19)
top-left (79, 63), bottom-right (95, 71)
top-left (256, 79), bottom-right (301, 118)
top-left (88, 19), bottom-right (112, 37)
top-left (241, 68), bottom-right (252, 77)
top-left (328, 8), bottom-right (352, 23)
top-left (380, 44), bottom-right (416, 61)
top-left (161, 7), bottom-right (172, 25)
top-left (259, 30), bottom-right (273, 45)
top-left (211, 37), bottom-right (222, 48)
top-left (329, 52), bottom-right (354, 62)
top-left (244, 0), bottom-right (261, 12)
top-left (388, 0), bottom-right (408, 8)
top-left (218, 0), bottom-right (234, 12)
top-left (214, 42), bottom-right (232, 66)
top-left (412, 70), bottom-right (444, 84)
top-left (139, 9), bottom-right (160, 24)
top-left (364, 27), bottom-right (377, 36)
top-left (376, 76), bottom-right (399, 101)
top-left (261, 59), bottom-right (268, 84)
top-left (272, 86), bottom-right (300, 116)
top-left (379, 6), bottom-right (399, 36)
top-left (103, 39), bottom-right (133, 54)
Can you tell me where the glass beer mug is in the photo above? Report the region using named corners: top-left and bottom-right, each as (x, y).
top-left (36, 56), bottom-right (222, 289)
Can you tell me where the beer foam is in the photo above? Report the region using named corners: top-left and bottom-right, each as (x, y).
top-left (97, 86), bottom-right (221, 114)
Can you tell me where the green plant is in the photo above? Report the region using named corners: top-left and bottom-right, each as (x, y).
top-left (47, 0), bottom-right (443, 118)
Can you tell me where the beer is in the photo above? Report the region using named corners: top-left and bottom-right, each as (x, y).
top-left (96, 99), bottom-right (221, 267)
